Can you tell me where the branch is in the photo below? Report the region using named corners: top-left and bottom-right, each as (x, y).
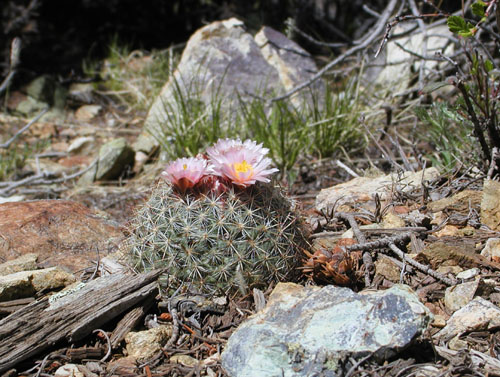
top-left (270, 0), bottom-right (398, 103)
top-left (0, 108), bottom-right (48, 149)
top-left (0, 38), bottom-right (22, 96)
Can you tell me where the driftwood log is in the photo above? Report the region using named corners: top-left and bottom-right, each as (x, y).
top-left (0, 270), bottom-right (162, 372)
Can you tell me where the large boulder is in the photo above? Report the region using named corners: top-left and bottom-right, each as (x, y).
top-left (0, 200), bottom-right (124, 272)
top-left (139, 18), bottom-right (322, 154)
top-left (222, 283), bottom-right (432, 377)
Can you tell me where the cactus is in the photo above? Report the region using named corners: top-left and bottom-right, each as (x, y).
top-left (128, 181), bottom-right (308, 295)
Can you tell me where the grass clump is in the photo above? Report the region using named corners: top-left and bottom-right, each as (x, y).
top-left (83, 36), bottom-right (178, 110)
top-left (415, 103), bottom-right (477, 171)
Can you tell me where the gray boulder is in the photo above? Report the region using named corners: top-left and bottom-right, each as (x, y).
top-left (222, 283), bottom-right (432, 377)
top-left (140, 18), bottom-right (322, 155)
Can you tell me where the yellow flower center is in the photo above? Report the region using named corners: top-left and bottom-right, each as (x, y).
top-left (183, 164), bottom-right (188, 170)
top-left (234, 160), bottom-right (253, 174)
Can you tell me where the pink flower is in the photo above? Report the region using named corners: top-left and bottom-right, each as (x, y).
top-left (207, 139), bottom-right (278, 187)
top-left (161, 157), bottom-right (212, 192)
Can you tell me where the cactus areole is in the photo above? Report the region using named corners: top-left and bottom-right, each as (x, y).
top-left (127, 139), bottom-right (308, 295)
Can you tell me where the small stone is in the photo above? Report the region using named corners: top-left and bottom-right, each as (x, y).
top-left (481, 179), bottom-right (500, 231)
top-left (382, 211), bottom-right (406, 228)
top-left (456, 268), bottom-right (480, 280)
top-left (432, 315), bottom-right (447, 328)
top-left (436, 297), bottom-right (500, 342)
top-left (78, 138), bottom-right (135, 184)
top-left (26, 75), bottom-right (56, 104)
top-left (481, 238), bottom-right (500, 263)
top-left (0, 267), bottom-right (76, 301)
top-left (444, 280), bottom-right (480, 313)
top-left (0, 253), bottom-right (38, 276)
top-left (125, 325), bottom-right (172, 361)
top-left (68, 83), bottom-right (94, 103)
top-left (448, 336), bottom-right (468, 351)
top-left (54, 364), bottom-right (84, 377)
top-left (427, 190), bottom-right (482, 213)
top-left (170, 355), bottom-right (199, 367)
top-left (68, 136), bottom-right (95, 154)
top-left (436, 265), bottom-right (463, 275)
top-left (375, 256), bottom-right (401, 282)
top-left (75, 105), bottom-right (102, 122)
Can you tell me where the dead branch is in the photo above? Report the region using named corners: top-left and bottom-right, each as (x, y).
top-left (0, 38), bottom-right (21, 95)
top-left (0, 158), bottom-right (97, 197)
top-left (386, 242), bottom-right (457, 286)
top-left (0, 107), bottom-right (47, 149)
top-left (338, 212), bottom-right (374, 286)
top-left (270, 0), bottom-right (398, 103)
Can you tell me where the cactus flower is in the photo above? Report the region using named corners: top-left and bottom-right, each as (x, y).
top-left (207, 139), bottom-right (278, 187)
top-left (161, 157), bottom-right (212, 192)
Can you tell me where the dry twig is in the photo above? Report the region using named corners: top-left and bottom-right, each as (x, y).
top-left (271, 0), bottom-right (398, 103)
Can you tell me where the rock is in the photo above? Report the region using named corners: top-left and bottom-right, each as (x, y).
top-left (255, 26), bottom-right (323, 105)
top-left (435, 297), bottom-right (500, 342)
top-left (316, 168), bottom-right (440, 213)
top-left (26, 75), bottom-right (57, 104)
top-left (54, 364), bottom-right (84, 377)
top-left (0, 267), bottom-right (76, 301)
top-left (106, 356), bottom-right (137, 375)
top-left (0, 200), bottom-right (124, 272)
top-left (221, 283), bottom-right (432, 377)
top-left (367, 24), bottom-right (453, 94)
top-left (444, 280), bottom-right (480, 313)
top-left (68, 83), bottom-right (95, 103)
top-left (26, 75), bottom-right (67, 109)
top-left (417, 241), bottom-right (476, 270)
top-left (142, 18), bottom-right (321, 155)
top-left (15, 96), bottom-right (48, 116)
top-left (78, 138), bottom-right (135, 184)
top-left (481, 179), bottom-right (500, 231)
top-left (67, 136), bottom-right (96, 154)
top-left (427, 190), bottom-right (482, 213)
top-left (0, 195), bottom-right (24, 204)
top-left (170, 354), bottom-right (199, 367)
top-left (74, 105), bottom-right (102, 122)
top-left (481, 237), bottom-right (500, 263)
top-left (375, 256), bottom-right (401, 283)
top-left (125, 325), bottom-right (172, 361)
top-left (0, 254), bottom-right (38, 276)
top-left (456, 268), bottom-right (480, 280)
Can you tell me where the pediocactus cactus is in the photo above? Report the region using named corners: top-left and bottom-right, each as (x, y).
top-left (127, 139), bottom-right (308, 295)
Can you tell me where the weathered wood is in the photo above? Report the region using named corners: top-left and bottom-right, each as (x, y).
top-left (0, 297), bottom-right (35, 315)
top-left (67, 346), bottom-right (104, 362)
top-left (109, 296), bottom-right (155, 348)
top-left (0, 270), bottom-right (161, 373)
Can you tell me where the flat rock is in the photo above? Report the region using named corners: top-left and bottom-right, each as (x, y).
top-left (0, 253), bottom-right (38, 276)
top-left (0, 200), bottom-right (124, 272)
top-left (316, 168), bottom-right (439, 213)
top-left (435, 297), bottom-right (500, 342)
top-left (0, 267), bottom-right (76, 301)
top-left (221, 283), bottom-right (432, 377)
top-left (481, 179), bottom-right (500, 231)
top-left (427, 190), bottom-right (482, 213)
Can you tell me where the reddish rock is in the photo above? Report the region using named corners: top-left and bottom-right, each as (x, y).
top-left (0, 200), bottom-right (125, 272)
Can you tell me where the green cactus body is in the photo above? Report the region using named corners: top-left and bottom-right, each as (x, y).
top-left (128, 181), bottom-right (308, 295)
